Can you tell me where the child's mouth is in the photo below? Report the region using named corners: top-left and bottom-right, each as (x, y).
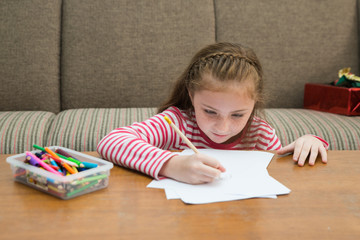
top-left (212, 133), bottom-right (229, 138)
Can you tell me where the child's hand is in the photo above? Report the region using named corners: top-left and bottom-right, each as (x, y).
top-left (277, 135), bottom-right (327, 166)
top-left (159, 153), bottom-right (226, 184)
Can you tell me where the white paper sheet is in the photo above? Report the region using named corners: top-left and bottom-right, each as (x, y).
top-left (147, 149), bottom-right (290, 204)
top-left (164, 188), bottom-right (180, 199)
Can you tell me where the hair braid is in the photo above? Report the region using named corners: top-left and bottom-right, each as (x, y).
top-left (158, 42), bottom-right (264, 115)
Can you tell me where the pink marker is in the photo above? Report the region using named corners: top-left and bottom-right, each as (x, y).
top-left (25, 151), bottom-right (63, 177)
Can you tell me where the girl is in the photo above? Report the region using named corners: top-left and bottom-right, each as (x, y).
top-left (97, 42), bottom-right (328, 184)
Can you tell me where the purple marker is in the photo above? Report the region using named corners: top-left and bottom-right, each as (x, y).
top-left (26, 155), bottom-right (40, 167)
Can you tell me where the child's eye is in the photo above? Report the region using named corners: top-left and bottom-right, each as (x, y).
top-left (204, 109), bottom-right (217, 115)
top-left (232, 114), bottom-right (244, 118)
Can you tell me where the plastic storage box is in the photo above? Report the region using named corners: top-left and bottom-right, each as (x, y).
top-left (6, 146), bottom-right (114, 199)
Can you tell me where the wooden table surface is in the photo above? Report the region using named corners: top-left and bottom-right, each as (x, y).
top-left (0, 151), bottom-right (359, 240)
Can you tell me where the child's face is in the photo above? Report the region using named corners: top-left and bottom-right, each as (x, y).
top-left (191, 87), bottom-right (255, 144)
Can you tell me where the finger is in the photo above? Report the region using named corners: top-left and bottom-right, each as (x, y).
top-left (189, 174), bottom-right (214, 184)
top-left (293, 138), bottom-right (305, 162)
top-left (199, 164), bottom-right (222, 179)
top-left (199, 174), bottom-right (217, 183)
top-left (319, 145), bottom-right (328, 163)
top-left (308, 145), bottom-right (319, 166)
top-left (199, 154), bottom-right (226, 172)
top-left (217, 165), bottom-right (226, 172)
top-left (277, 142), bottom-right (295, 155)
top-left (297, 142), bottom-right (311, 166)
top-left (188, 175), bottom-right (214, 185)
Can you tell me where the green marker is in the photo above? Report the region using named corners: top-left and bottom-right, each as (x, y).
top-left (56, 153), bottom-right (84, 167)
top-left (33, 144), bottom-right (46, 152)
top-left (71, 174), bottom-right (108, 185)
top-left (67, 180), bottom-right (99, 197)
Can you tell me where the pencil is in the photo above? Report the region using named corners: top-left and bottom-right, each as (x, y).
top-left (163, 116), bottom-right (199, 154)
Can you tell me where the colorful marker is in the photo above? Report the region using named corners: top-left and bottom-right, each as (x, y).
top-left (25, 151), bottom-right (63, 176)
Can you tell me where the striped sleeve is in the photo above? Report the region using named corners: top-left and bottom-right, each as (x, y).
top-left (96, 112), bottom-right (181, 179)
top-left (266, 128), bottom-right (282, 150)
top-left (249, 117), bottom-right (282, 150)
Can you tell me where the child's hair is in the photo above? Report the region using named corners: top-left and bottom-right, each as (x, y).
top-left (158, 42), bottom-right (264, 140)
top-left (158, 42), bottom-right (264, 117)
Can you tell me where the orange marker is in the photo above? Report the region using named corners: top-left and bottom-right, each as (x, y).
top-left (44, 147), bottom-right (61, 161)
top-left (71, 166), bottom-right (78, 174)
top-left (45, 153), bottom-right (78, 167)
top-left (61, 161), bottom-right (76, 174)
top-left (44, 148), bottom-right (76, 174)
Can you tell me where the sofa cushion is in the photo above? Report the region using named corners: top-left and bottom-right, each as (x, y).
top-left (47, 108), bottom-right (360, 152)
top-left (215, 0), bottom-right (359, 108)
top-left (61, 0), bottom-right (215, 110)
top-left (0, 0), bottom-right (61, 112)
top-left (47, 108), bottom-right (157, 151)
top-left (0, 111), bottom-right (55, 154)
top-left (265, 109), bottom-right (360, 150)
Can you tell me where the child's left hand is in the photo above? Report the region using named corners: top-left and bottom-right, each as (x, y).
top-left (277, 135), bottom-right (327, 166)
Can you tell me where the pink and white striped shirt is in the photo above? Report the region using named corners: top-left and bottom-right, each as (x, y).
top-left (97, 107), bottom-right (282, 179)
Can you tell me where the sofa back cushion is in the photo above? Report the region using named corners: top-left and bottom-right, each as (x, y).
top-left (215, 0), bottom-right (359, 108)
top-left (61, 0), bottom-right (215, 110)
top-left (0, 0), bottom-right (62, 112)
top-left (0, 111), bottom-right (55, 154)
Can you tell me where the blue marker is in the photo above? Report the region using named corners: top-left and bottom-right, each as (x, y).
top-left (81, 161), bottom-right (98, 169)
top-left (50, 159), bottom-right (62, 173)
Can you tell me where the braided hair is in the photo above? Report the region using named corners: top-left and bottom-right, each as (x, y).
top-left (158, 42), bottom-right (264, 116)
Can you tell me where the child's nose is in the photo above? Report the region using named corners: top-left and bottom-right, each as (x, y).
top-left (215, 118), bottom-right (230, 132)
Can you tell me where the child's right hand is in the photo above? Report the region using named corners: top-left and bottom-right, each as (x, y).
top-left (159, 153), bottom-right (226, 184)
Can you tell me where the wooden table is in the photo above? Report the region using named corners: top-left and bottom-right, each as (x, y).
top-left (0, 151), bottom-right (359, 240)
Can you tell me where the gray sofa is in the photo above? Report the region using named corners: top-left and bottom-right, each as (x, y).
top-left (1, 0), bottom-right (360, 154)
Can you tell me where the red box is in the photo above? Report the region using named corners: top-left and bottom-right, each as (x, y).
top-left (304, 83), bottom-right (360, 116)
